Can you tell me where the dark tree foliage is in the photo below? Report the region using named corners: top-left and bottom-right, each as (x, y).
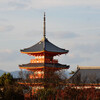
top-left (36, 88), bottom-right (56, 100)
top-left (33, 86), bottom-right (100, 100)
top-left (0, 73), bottom-right (24, 100)
top-left (3, 85), bottom-right (24, 100)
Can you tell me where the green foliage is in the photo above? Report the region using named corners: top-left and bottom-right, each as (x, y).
top-left (0, 73), bottom-right (13, 86)
top-left (36, 88), bottom-right (56, 100)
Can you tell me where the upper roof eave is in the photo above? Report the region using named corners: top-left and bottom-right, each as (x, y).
top-left (20, 50), bottom-right (69, 56)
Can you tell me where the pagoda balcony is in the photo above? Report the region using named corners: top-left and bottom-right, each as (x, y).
top-left (30, 59), bottom-right (58, 63)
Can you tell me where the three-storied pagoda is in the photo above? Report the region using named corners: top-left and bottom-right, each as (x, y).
top-left (19, 13), bottom-right (69, 93)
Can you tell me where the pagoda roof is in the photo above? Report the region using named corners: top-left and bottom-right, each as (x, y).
top-left (20, 38), bottom-right (69, 55)
top-left (19, 63), bottom-right (69, 69)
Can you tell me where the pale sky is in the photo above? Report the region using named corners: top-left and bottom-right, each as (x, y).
top-left (0, 0), bottom-right (100, 72)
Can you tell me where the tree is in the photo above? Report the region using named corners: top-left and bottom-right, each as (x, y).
top-left (0, 73), bottom-right (13, 86)
top-left (4, 84), bottom-right (24, 100)
top-left (0, 72), bottom-right (24, 100)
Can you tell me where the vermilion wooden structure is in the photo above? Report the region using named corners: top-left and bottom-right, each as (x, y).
top-left (19, 13), bottom-right (69, 94)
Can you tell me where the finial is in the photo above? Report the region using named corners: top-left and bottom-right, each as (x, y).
top-left (43, 12), bottom-right (46, 38)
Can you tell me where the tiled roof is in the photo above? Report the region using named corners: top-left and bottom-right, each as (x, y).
top-left (69, 66), bottom-right (100, 83)
top-left (20, 38), bottom-right (69, 54)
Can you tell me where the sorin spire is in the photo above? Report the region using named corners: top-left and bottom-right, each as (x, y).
top-left (43, 12), bottom-right (46, 38)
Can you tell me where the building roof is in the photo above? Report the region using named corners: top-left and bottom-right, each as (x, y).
top-left (20, 38), bottom-right (69, 54)
top-left (77, 66), bottom-right (100, 69)
top-left (19, 63), bottom-right (69, 69)
top-left (69, 66), bottom-right (100, 83)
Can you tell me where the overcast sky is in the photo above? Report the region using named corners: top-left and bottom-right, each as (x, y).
top-left (0, 0), bottom-right (100, 72)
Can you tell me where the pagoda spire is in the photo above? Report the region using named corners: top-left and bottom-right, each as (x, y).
top-left (43, 12), bottom-right (46, 38)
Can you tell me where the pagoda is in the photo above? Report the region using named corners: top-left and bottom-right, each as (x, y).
top-left (19, 13), bottom-right (69, 93)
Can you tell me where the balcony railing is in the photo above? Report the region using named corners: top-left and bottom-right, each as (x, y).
top-left (30, 58), bottom-right (58, 63)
